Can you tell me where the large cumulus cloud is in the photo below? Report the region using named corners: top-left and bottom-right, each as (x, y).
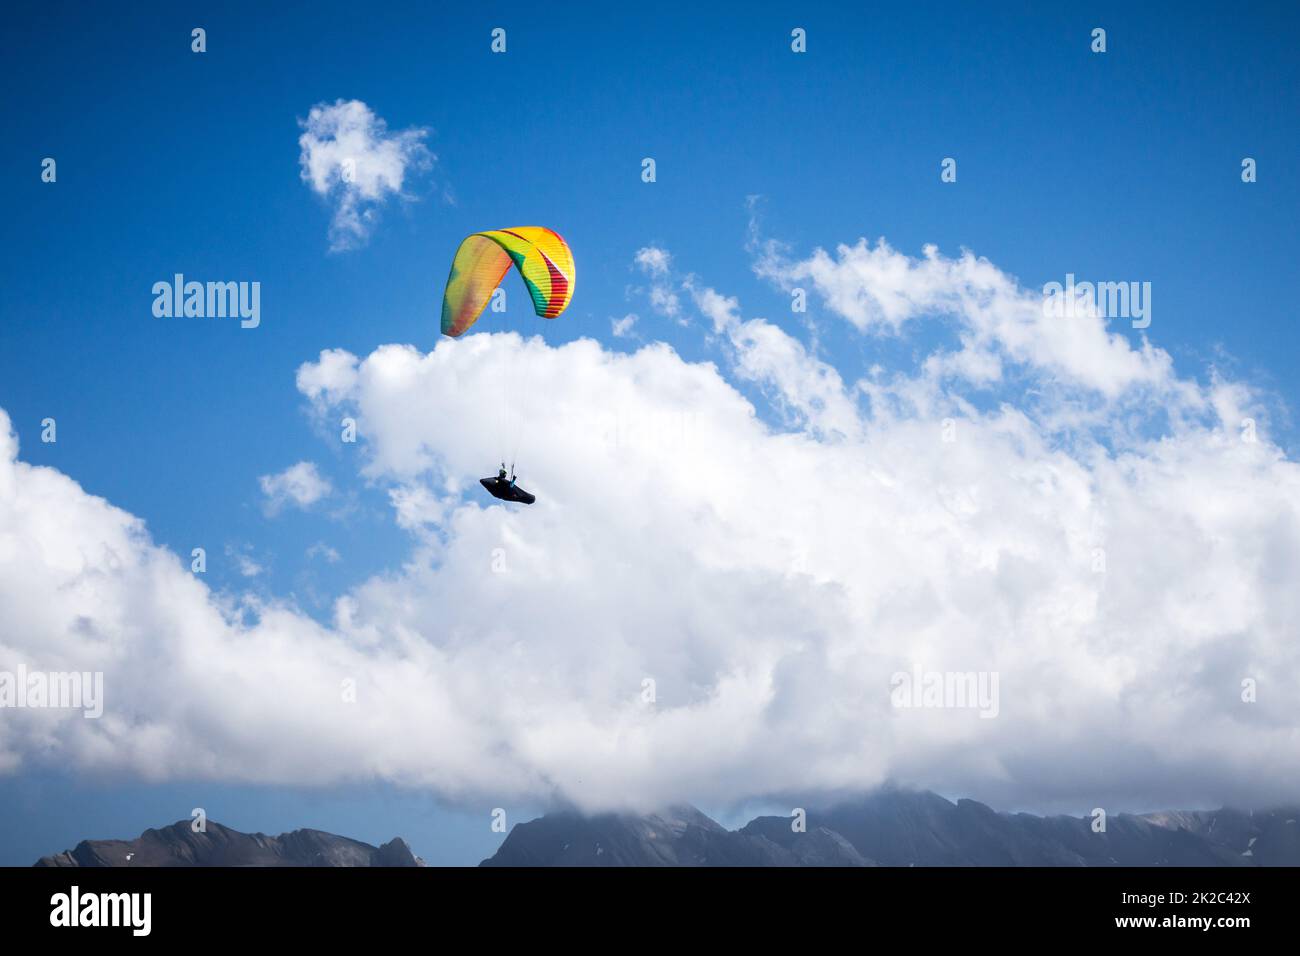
top-left (2, 234), bottom-right (1298, 815)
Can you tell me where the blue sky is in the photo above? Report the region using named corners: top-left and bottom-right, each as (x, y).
top-left (2, 1), bottom-right (1298, 865)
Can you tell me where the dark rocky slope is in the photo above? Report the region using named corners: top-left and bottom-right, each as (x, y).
top-left (35, 819), bottom-right (423, 867)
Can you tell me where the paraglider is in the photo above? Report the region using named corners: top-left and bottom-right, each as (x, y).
top-left (439, 227), bottom-right (574, 505)
top-left (440, 227), bottom-right (575, 337)
top-left (479, 463), bottom-right (536, 505)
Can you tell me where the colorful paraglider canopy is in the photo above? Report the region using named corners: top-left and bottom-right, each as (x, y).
top-left (440, 227), bottom-right (575, 337)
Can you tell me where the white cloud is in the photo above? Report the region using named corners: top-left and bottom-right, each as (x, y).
top-left (307, 542), bottom-right (341, 564)
top-left (611, 313), bottom-right (638, 338)
top-left (754, 236), bottom-right (1174, 401)
top-left (259, 462), bottom-right (332, 515)
top-left (387, 484), bottom-right (447, 532)
top-left (635, 246), bottom-right (672, 276)
top-left (226, 545), bottom-right (265, 578)
top-left (635, 245), bottom-right (680, 319)
top-left (297, 99), bottom-right (433, 252)
top-left (2, 236), bottom-right (1298, 817)
top-left (674, 278), bottom-right (860, 439)
top-left (649, 286), bottom-right (681, 319)
top-left (296, 347), bottom-right (359, 407)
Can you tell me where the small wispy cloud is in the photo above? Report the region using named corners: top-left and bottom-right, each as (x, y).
top-left (634, 246), bottom-right (672, 276)
top-left (225, 544), bottom-right (265, 578)
top-left (306, 542), bottom-right (341, 563)
top-left (297, 99), bottom-right (433, 252)
top-left (259, 461), bottom-right (332, 515)
top-left (635, 246), bottom-right (680, 319)
top-left (611, 313), bottom-right (638, 338)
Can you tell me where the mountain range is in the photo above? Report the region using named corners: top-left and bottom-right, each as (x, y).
top-left (33, 790), bottom-right (1300, 866)
top-left (480, 789), bottom-right (1300, 866)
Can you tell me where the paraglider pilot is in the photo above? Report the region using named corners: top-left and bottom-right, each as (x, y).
top-left (481, 463), bottom-right (535, 505)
